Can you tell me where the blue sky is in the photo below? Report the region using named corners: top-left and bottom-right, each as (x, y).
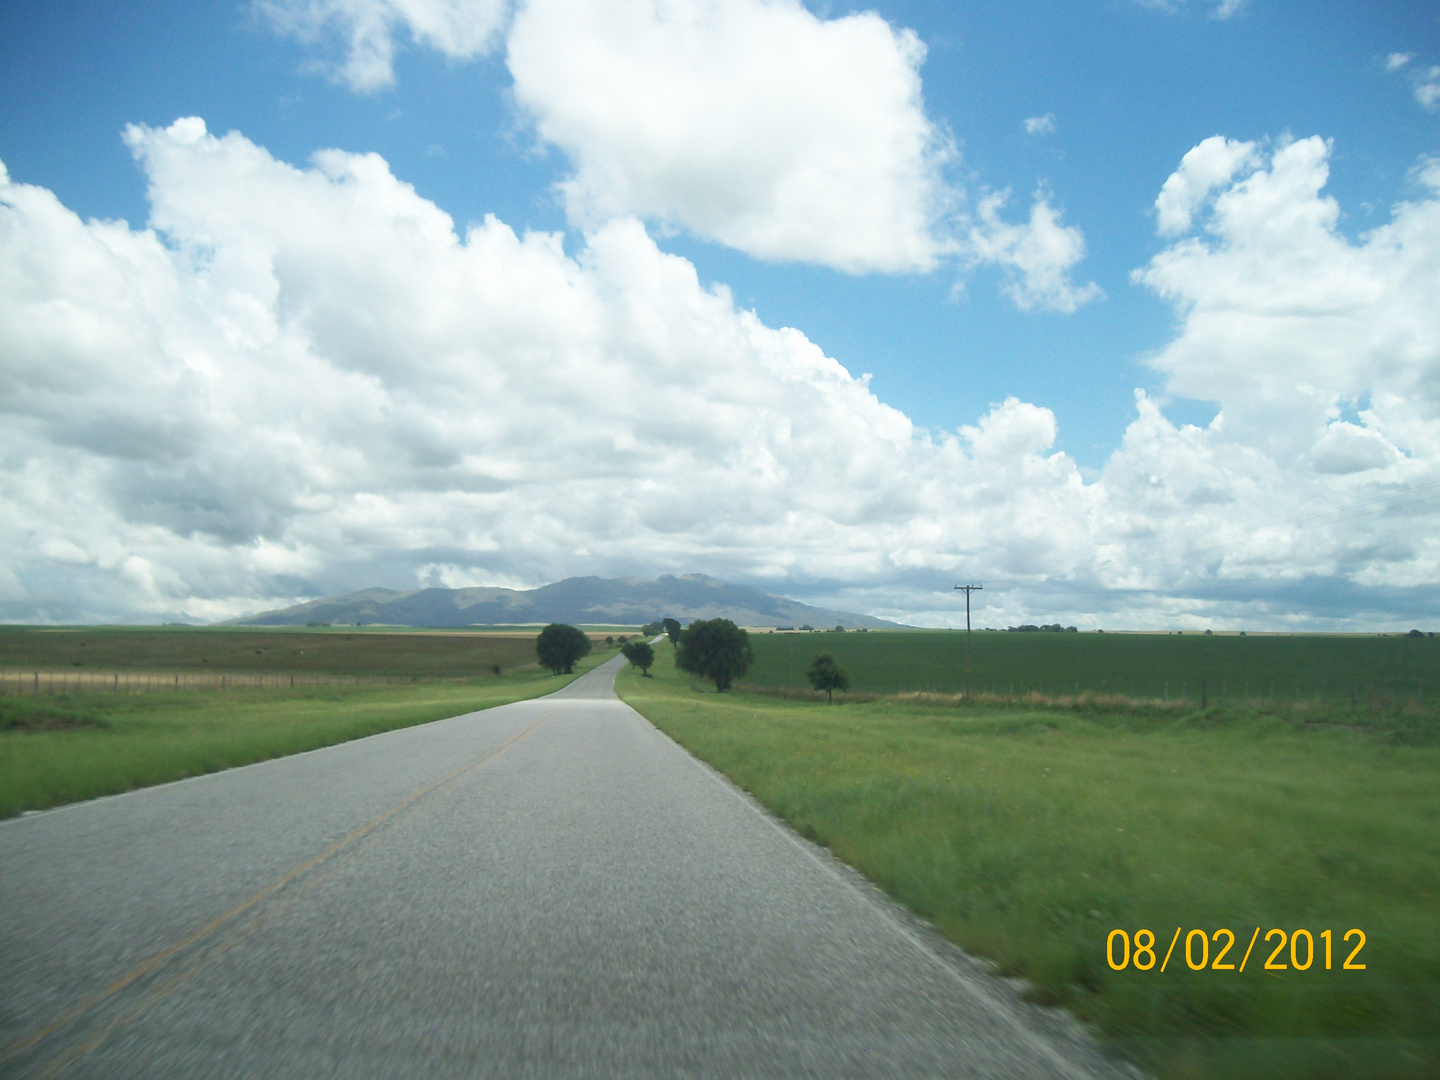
top-left (2, 0), bottom-right (1439, 627)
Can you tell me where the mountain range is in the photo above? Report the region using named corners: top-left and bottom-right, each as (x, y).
top-left (230, 574), bottom-right (903, 629)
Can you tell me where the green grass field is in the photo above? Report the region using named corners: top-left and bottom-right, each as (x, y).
top-left (619, 645), bottom-right (1440, 1080)
top-left (748, 630), bottom-right (1439, 709)
top-left (0, 627), bottom-right (625, 817)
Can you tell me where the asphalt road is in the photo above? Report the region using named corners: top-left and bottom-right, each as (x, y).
top-left (0, 655), bottom-right (1136, 1079)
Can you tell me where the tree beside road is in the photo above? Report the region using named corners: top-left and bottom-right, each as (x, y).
top-left (621, 640), bottom-right (655, 676)
top-left (675, 618), bottom-right (752, 692)
top-left (536, 623), bottom-right (592, 674)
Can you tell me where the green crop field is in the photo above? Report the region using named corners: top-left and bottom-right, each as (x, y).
top-left (0, 627), bottom-right (630, 817)
top-left (620, 643), bottom-right (1440, 1080)
top-left (0, 626), bottom-right (548, 678)
top-left (748, 630), bottom-right (1439, 709)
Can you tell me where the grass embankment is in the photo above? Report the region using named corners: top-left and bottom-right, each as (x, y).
top-left (619, 648), bottom-right (1440, 1080)
top-left (0, 628), bottom-right (624, 818)
top-left (749, 630), bottom-right (1439, 708)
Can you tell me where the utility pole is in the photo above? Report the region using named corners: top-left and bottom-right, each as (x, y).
top-left (954, 585), bottom-right (983, 698)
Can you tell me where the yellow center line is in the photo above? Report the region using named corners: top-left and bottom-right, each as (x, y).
top-left (37, 777), bottom-right (477, 1080)
top-left (2, 710), bottom-right (552, 1068)
top-left (35, 839), bottom-right (377, 1080)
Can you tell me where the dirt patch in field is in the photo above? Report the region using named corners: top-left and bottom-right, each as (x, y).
top-left (0, 704), bottom-right (106, 733)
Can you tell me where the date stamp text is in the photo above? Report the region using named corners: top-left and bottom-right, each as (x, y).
top-left (1106, 928), bottom-right (1367, 972)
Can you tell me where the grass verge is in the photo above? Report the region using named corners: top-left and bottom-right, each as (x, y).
top-left (618, 649), bottom-right (1440, 1080)
top-left (0, 658), bottom-right (601, 819)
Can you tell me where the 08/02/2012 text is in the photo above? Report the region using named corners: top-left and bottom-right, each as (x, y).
top-left (1106, 928), bottom-right (1366, 972)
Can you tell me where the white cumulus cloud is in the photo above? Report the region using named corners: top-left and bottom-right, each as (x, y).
top-left (1416, 66), bottom-right (1440, 110)
top-left (4, 122), bottom-right (1439, 629)
top-left (0, 119), bottom-right (1100, 624)
top-left (968, 189), bottom-right (1104, 313)
top-left (1383, 50), bottom-right (1440, 111)
top-left (1133, 0), bottom-right (1245, 19)
top-left (1153, 135), bottom-right (1259, 235)
top-left (1121, 136), bottom-right (1440, 597)
top-left (506, 0), bottom-right (955, 274)
top-left (257, 0), bottom-right (1101, 309)
top-left (256, 0), bottom-right (511, 91)
top-left (1137, 136), bottom-right (1440, 422)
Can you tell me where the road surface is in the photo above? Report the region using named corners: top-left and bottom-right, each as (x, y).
top-left (1, 655), bottom-right (1135, 1078)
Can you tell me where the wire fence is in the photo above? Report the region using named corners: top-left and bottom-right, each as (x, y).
top-left (0, 669), bottom-right (434, 695)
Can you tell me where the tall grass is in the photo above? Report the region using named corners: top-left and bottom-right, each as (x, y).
top-left (620, 650), bottom-right (1440, 1080)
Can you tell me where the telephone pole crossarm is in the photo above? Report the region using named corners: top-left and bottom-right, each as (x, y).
top-left (954, 585), bottom-right (983, 699)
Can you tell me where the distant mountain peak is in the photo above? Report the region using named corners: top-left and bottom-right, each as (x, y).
top-left (232, 574), bottom-right (902, 629)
